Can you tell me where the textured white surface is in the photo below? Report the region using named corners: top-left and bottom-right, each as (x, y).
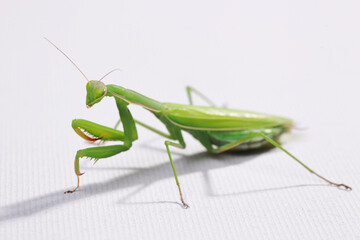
top-left (1, 0), bottom-right (360, 239)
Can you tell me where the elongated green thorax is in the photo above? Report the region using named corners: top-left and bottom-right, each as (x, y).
top-left (106, 84), bottom-right (163, 111)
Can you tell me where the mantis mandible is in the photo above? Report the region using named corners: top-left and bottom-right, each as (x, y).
top-left (46, 38), bottom-right (351, 208)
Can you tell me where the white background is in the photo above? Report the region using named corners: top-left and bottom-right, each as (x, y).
top-left (1, 0), bottom-right (360, 239)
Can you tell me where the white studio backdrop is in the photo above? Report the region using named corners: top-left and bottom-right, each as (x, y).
top-left (1, 0), bottom-right (360, 239)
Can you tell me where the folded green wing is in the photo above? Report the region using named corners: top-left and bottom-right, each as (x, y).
top-left (163, 103), bottom-right (292, 130)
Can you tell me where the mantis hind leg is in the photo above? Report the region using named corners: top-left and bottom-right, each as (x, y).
top-left (256, 132), bottom-right (352, 190)
top-left (186, 86), bottom-right (216, 106)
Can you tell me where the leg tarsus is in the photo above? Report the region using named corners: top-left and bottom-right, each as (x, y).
top-left (64, 174), bottom-right (82, 194)
top-left (312, 172), bottom-right (352, 190)
top-left (177, 183), bottom-right (189, 208)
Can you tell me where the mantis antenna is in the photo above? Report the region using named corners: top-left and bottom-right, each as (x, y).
top-left (44, 37), bottom-right (89, 82)
top-left (98, 68), bottom-right (121, 82)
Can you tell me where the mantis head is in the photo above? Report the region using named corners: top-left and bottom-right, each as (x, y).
top-left (85, 68), bottom-right (119, 108)
top-left (44, 38), bottom-right (119, 108)
top-left (86, 81), bottom-right (107, 108)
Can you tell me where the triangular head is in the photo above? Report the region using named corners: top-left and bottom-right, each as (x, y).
top-left (86, 81), bottom-right (107, 108)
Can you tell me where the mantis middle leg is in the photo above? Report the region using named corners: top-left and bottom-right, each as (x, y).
top-left (163, 127), bottom-right (189, 208)
top-left (114, 118), bottom-right (175, 140)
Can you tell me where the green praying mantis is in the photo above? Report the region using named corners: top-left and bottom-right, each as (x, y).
top-left (46, 38), bottom-right (351, 208)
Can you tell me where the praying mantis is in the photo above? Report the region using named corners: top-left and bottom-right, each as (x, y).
top-left (46, 38), bottom-right (351, 208)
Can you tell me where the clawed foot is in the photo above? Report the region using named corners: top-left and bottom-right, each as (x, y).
top-left (180, 199), bottom-right (190, 209)
top-left (312, 172), bottom-right (352, 191)
top-left (64, 187), bottom-right (78, 194)
top-left (182, 202), bottom-right (190, 209)
top-left (334, 183), bottom-right (352, 191)
top-left (64, 175), bottom-right (81, 194)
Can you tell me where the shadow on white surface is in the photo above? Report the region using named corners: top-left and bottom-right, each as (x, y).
top-left (0, 149), bottom-right (328, 223)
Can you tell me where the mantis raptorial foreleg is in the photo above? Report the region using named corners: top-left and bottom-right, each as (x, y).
top-left (65, 144), bottom-right (133, 193)
top-left (73, 119), bottom-right (126, 142)
top-left (65, 98), bottom-right (138, 193)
